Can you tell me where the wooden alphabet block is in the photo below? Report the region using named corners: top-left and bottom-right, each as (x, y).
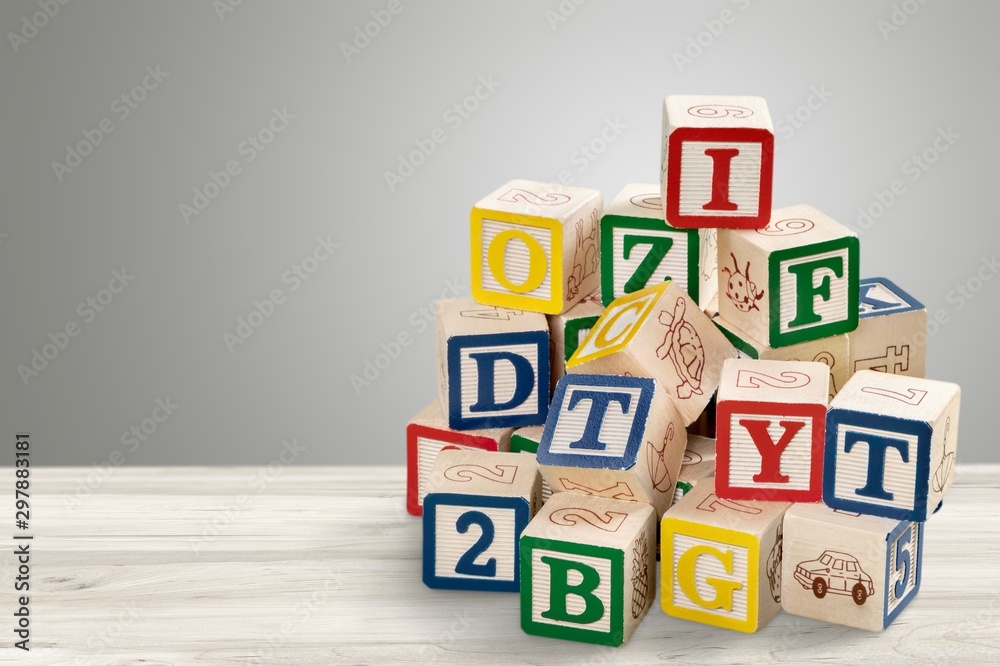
top-left (660, 95), bottom-right (774, 229)
top-left (422, 450), bottom-right (541, 591)
top-left (660, 481), bottom-right (790, 633)
top-left (715, 358), bottom-right (829, 502)
top-left (714, 315), bottom-right (849, 401)
top-left (824, 370), bottom-right (960, 521)
top-left (674, 435), bottom-right (716, 504)
top-left (717, 205), bottom-right (860, 348)
top-left (547, 290), bottom-right (604, 389)
top-left (471, 179), bottom-right (602, 314)
top-left (849, 277), bottom-right (927, 379)
top-left (781, 503), bottom-right (923, 631)
top-left (510, 425), bottom-right (552, 503)
top-left (435, 298), bottom-right (550, 430)
top-left (520, 492), bottom-right (656, 646)
top-left (537, 374), bottom-right (686, 518)
top-left (406, 400), bottom-right (512, 516)
top-left (600, 183), bottom-right (718, 308)
top-left (566, 280), bottom-right (738, 425)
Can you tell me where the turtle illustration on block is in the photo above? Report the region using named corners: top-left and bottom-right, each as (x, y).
top-left (655, 297), bottom-right (705, 399)
top-left (631, 531), bottom-right (649, 619)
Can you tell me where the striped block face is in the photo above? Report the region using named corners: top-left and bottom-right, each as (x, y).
top-left (715, 358), bottom-right (830, 502)
top-left (718, 205), bottom-right (860, 349)
top-left (599, 183), bottom-right (717, 310)
top-left (435, 298), bottom-right (551, 431)
top-left (823, 371), bottom-right (960, 522)
top-left (422, 450), bottom-right (541, 592)
top-left (660, 482), bottom-right (789, 633)
top-left (660, 96), bottom-right (774, 230)
top-left (520, 493), bottom-right (656, 646)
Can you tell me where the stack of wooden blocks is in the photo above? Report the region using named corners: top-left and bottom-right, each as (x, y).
top-left (406, 95), bottom-right (961, 645)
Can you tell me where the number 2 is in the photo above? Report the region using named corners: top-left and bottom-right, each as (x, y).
top-left (454, 511), bottom-right (496, 577)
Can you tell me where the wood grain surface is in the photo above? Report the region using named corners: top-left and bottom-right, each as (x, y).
top-left (0, 465), bottom-right (997, 664)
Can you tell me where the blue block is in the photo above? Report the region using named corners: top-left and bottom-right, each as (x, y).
top-left (823, 408), bottom-right (931, 521)
top-left (858, 277), bottom-right (924, 317)
top-left (422, 493), bottom-right (531, 592)
top-left (447, 331), bottom-right (550, 430)
top-left (883, 520), bottom-right (923, 628)
top-left (537, 374), bottom-right (654, 470)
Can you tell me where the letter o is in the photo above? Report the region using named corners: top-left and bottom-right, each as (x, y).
top-left (487, 229), bottom-right (547, 294)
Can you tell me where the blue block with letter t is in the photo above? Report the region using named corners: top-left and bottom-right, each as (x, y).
top-left (823, 370), bottom-right (960, 522)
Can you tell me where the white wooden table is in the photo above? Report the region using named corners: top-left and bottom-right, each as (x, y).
top-left (1, 465), bottom-right (998, 664)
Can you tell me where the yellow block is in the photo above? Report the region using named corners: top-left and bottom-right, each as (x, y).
top-left (661, 517), bottom-right (760, 633)
top-left (566, 281), bottom-right (670, 368)
top-left (471, 209), bottom-right (563, 313)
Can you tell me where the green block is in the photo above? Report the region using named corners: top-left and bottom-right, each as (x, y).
top-left (600, 183), bottom-right (714, 308)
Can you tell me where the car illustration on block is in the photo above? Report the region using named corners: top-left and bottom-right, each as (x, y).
top-left (794, 550), bottom-right (875, 605)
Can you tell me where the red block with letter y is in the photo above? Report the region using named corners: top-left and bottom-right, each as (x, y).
top-left (715, 358), bottom-right (829, 502)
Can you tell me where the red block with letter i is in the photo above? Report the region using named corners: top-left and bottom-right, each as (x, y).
top-left (660, 95), bottom-right (773, 229)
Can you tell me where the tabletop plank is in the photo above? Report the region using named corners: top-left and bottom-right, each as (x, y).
top-left (0, 465), bottom-right (997, 664)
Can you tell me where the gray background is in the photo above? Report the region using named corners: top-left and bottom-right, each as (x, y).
top-left (2, 0), bottom-right (997, 466)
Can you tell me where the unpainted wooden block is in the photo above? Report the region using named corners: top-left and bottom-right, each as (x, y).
top-left (717, 205), bottom-right (859, 348)
top-left (660, 95), bottom-right (774, 229)
top-left (566, 280), bottom-right (737, 425)
top-left (435, 298), bottom-right (550, 430)
top-left (537, 374), bottom-right (686, 518)
top-left (824, 370), bottom-right (960, 522)
top-left (716, 358), bottom-right (829, 502)
top-left (520, 492), bottom-right (656, 646)
top-left (600, 183), bottom-right (718, 309)
top-left (471, 179), bottom-right (602, 314)
top-left (406, 400), bottom-right (512, 516)
top-left (674, 435), bottom-right (716, 504)
top-left (660, 481), bottom-right (790, 633)
top-left (849, 277), bottom-right (927, 380)
top-left (510, 425), bottom-right (552, 503)
top-left (547, 290), bottom-right (604, 389)
top-left (423, 450), bottom-right (541, 591)
top-left (781, 503), bottom-right (923, 631)
top-left (714, 315), bottom-right (849, 401)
